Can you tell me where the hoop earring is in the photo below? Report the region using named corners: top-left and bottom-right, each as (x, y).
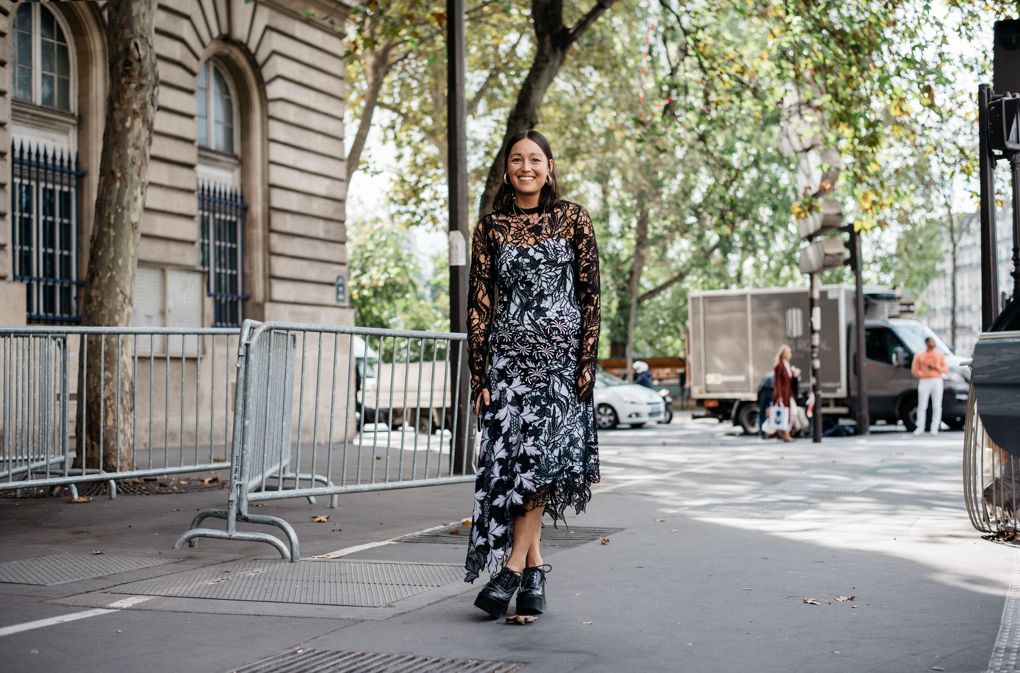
top-left (503, 172), bottom-right (511, 185)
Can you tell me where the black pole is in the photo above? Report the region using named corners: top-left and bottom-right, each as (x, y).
top-left (447, 0), bottom-right (471, 474)
top-left (809, 273), bottom-right (822, 443)
top-left (1011, 153), bottom-right (1020, 301)
top-left (850, 226), bottom-right (869, 435)
top-left (979, 84), bottom-right (1001, 330)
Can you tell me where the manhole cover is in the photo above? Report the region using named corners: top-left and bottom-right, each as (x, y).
top-left (776, 479), bottom-right (874, 494)
top-left (397, 524), bottom-right (623, 546)
top-left (231, 648), bottom-right (525, 673)
top-left (0, 553), bottom-right (173, 586)
top-left (682, 500), bottom-right (808, 520)
top-left (111, 559), bottom-right (462, 607)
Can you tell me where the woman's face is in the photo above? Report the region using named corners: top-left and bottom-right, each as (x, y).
top-left (506, 138), bottom-right (552, 199)
top-left (782, 347), bottom-right (791, 361)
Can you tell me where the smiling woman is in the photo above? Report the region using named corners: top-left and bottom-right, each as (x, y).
top-left (465, 129), bottom-right (602, 620)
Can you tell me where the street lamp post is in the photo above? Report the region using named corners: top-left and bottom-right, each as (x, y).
top-left (446, 0), bottom-right (470, 474)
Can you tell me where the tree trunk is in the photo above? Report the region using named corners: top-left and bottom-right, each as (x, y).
top-left (478, 0), bottom-right (616, 216)
top-left (75, 0), bottom-right (158, 472)
top-left (622, 204), bottom-right (650, 379)
top-left (346, 45), bottom-right (394, 184)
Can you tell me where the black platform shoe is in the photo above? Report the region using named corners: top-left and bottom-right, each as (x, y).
top-left (516, 564), bottom-right (551, 615)
top-left (474, 567), bottom-right (522, 618)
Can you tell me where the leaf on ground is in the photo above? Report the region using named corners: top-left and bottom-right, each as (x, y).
top-left (505, 614), bottom-right (537, 625)
top-left (655, 518), bottom-right (666, 523)
top-left (66, 497), bottom-right (93, 504)
top-left (932, 667), bottom-right (945, 671)
top-left (803, 597), bottom-right (822, 605)
top-left (449, 529), bottom-right (460, 535)
top-left (600, 537), bottom-right (611, 545)
top-left (582, 620), bottom-right (594, 625)
top-left (461, 518), bottom-right (471, 526)
top-left (835, 594), bottom-right (856, 602)
top-left (91, 549), bottom-right (103, 555)
top-left (312, 515), bottom-right (330, 523)
top-left (201, 476), bottom-right (220, 485)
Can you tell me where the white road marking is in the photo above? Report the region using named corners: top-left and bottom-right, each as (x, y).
top-left (313, 520), bottom-right (464, 559)
top-left (0, 595), bottom-right (154, 638)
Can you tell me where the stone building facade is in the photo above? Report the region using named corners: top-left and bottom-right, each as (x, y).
top-left (920, 210), bottom-right (1014, 358)
top-left (0, 0), bottom-right (354, 329)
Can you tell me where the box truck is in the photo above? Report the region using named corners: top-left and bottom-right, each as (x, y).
top-left (687, 286), bottom-right (970, 434)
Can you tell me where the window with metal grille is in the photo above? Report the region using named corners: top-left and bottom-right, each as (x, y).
top-left (11, 141), bottom-right (84, 324)
top-left (198, 182), bottom-right (247, 327)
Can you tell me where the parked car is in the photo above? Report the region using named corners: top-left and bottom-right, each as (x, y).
top-left (593, 370), bottom-right (665, 429)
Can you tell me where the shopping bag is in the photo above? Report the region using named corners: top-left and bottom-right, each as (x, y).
top-left (770, 404), bottom-right (790, 432)
top-left (762, 405), bottom-right (776, 434)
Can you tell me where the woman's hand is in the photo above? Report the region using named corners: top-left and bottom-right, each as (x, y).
top-left (473, 388), bottom-right (491, 415)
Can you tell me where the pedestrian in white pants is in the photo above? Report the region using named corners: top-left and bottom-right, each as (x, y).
top-left (915, 376), bottom-right (943, 435)
top-left (911, 336), bottom-right (949, 435)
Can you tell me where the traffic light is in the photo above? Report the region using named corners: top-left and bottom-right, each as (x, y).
top-left (798, 237), bottom-right (847, 274)
top-left (987, 93), bottom-right (1020, 153)
top-left (795, 146), bottom-right (847, 273)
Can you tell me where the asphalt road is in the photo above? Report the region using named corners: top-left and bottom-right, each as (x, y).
top-left (0, 415), bottom-right (1013, 673)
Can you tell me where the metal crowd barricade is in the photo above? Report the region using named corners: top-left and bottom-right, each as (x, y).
top-left (0, 326), bottom-right (238, 497)
top-left (176, 320), bottom-right (475, 560)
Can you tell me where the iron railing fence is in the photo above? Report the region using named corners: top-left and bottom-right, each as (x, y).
top-left (10, 142), bottom-right (85, 324)
top-left (198, 182), bottom-right (247, 328)
top-left (176, 320), bottom-right (476, 561)
top-left (0, 326), bottom-right (239, 497)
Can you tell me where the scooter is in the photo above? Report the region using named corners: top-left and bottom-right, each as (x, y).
top-left (658, 389), bottom-right (674, 424)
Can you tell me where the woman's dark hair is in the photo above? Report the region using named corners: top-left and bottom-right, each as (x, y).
top-left (491, 129), bottom-right (560, 214)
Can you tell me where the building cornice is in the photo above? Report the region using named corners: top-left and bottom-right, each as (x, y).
top-left (257, 0), bottom-right (356, 33)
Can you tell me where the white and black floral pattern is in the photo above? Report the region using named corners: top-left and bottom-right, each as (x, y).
top-left (464, 200), bottom-right (601, 583)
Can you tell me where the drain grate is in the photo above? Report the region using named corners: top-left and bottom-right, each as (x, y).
top-left (231, 648), bottom-right (525, 673)
top-left (0, 553), bottom-right (174, 586)
top-left (110, 559), bottom-right (463, 607)
top-left (397, 524), bottom-right (623, 547)
top-left (775, 479), bottom-right (875, 494)
top-left (682, 500), bottom-right (808, 520)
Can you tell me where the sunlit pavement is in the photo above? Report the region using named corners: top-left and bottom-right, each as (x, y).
top-left (0, 413), bottom-right (1013, 673)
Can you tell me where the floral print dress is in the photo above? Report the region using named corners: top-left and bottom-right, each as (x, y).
top-left (464, 200), bottom-right (601, 583)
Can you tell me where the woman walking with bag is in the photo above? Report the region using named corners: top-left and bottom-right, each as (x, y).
top-left (772, 345), bottom-right (794, 442)
top-left (465, 129), bottom-right (601, 619)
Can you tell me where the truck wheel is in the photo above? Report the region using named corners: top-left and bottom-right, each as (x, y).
top-left (596, 404), bottom-right (619, 430)
top-left (898, 398), bottom-right (918, 433)
top-left (737, 403), bottom-right (759, 435)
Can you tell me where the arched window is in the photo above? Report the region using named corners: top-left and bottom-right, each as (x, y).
top-left (196, 59), bottom-right (245, 327)
top-left (10, 2), bottom-right (82, 323)
top-left (196, 61), bottom-right (236, 154)
top-left (13, 3), bottom-right (72, 112)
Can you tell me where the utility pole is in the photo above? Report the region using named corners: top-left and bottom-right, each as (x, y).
top-left (446, 0), bottom-right (470, 474)
top-left (845, 224), bottom-right (869, 435)
top-left (808, 274), bottom-right (822, 442)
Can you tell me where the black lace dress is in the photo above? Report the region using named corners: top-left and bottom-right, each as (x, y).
top-left (464, 200), bottom-right (601, 583)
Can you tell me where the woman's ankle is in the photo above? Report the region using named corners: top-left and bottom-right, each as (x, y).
top-left (504, 560), bottom-right (525, 573)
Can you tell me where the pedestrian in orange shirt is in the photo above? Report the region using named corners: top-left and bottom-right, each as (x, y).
top-left (911, 337), bottom-right (949, 435)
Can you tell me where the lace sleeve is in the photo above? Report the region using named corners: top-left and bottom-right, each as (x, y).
top-left (468, 216), bottom-right (495, 403)
top-left (572, 205), bottom-right (601, 402)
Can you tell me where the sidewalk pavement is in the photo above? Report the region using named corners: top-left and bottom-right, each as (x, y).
top-left (0, 416), bottom-right (1015, 673)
